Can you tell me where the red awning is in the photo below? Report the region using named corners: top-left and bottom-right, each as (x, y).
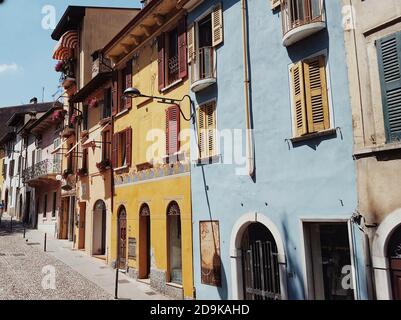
top-left (53, 30), bottom-right (78, 60)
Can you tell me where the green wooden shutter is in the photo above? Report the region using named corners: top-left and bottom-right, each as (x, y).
top-left (377, 32), bottom-right (401, 142)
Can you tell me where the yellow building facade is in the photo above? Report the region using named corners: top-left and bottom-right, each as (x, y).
top-left (104, 0), bottom-right (194, 299)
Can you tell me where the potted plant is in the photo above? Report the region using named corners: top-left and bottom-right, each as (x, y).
top-left (51, 109), bottom-right (66, 122)
top-left (88, 97), bottom-right (98, 109)
top-left (55, 61), bottom-right (64, 72)
top-left (96, 159), bottom-right (111, 172)
top-left (62, 169), bottom-right (72, 179)
top-left (77, 168), bottom-right (88, 177)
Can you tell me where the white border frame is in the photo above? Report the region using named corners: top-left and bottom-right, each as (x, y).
top-left (229, 212), bottom-right (288, 300)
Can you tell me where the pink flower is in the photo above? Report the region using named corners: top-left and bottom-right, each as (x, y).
top-left (55, 61), bottom-right (64, 72)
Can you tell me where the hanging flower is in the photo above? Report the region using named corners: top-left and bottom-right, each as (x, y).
top-left (88, 97), bottom-right (98, 109)
top-left (55, 61), bottom-right (64, 72)
top-left (51, 109), bottom-right (65, 122)
top-left (70, 114), bottom-right (77, 124)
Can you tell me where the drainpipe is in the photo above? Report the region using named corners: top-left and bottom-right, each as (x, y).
top-left (241, 0), bottom-right (255, 178)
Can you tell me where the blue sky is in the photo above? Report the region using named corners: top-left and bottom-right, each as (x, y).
top-left (0, 0), bottom-right (140, 107)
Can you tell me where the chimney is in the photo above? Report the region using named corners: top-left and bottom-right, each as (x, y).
top-left (30, 97), bottom-right (38, 104)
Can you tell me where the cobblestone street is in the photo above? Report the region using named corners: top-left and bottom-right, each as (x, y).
top-left (0, 215), bottom-right (168, 300)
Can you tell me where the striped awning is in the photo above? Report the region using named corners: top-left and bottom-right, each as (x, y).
top-left (52, 30), bottom-right (78, 60)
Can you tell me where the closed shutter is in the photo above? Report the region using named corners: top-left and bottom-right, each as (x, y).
top-left (271, 0), bottom-right (281, 10)
top-left (112, 133), bottom-right (119, 168)
top-left (304, 56), bottom-right (330, 133)
top-left (212, 3), bottom-right (224, 47)
top-left (158, 34), bottom-right (165, 91)
top-left (126, 128), bottom-right (132, 167)
top-left (125, 60), bottom-right (133, 109)
top-left (377, 32), bottom-right (401, 142)
top-left (178, 17), bottom-right (188, 79)
top-left (166, 106), bottom-right (180, 156)
top-left (198, 107), bottom-right (206, 158)
top-left (290, 61), bottom-right (308, 136)
top-left (206, 103), bottom-right (216, 157)
top-left (112, 71), bottom-right (118, 116)
top-left (187, 23), bottom-right (195, 63)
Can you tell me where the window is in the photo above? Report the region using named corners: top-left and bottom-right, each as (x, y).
top-left (36, 149), bottom-right (42, 164)
top-left (113, 128), bottom-right (132, 169)
top-left (197, 101), bottom-right (217, 160)
top-left (376, 32), bottom-right (401, 143)
top-left (9, 159), bottom-right (15, 177)
top-left (102, 129), bottom-right (111, 162)
top-left (2, 159), bottom-right (6, 178)
top-left (17, 156), bottom-right (22, 175)
top-left (166, 105), bottom-right (180, 156)
top-left (82, 149), bottom-right (88, 172)
top-left (112, 61), bottom-right (132, 115)
top-left (103, 88), bottom-right (112, 119)
top-left (158, 17), bottom-right (188, 90)
top-left (43, 194), bottom-right (48, 218)
top-left (53, 137), bottom-right (61, 171)
top-left (82, 104), bottom-right (88, 131)
top-left (290, 55), bottom-right (330, 137)
top-left (67, 143), bottom-right (73, 172)
top-left (52, 192), bottom-right (57, 218)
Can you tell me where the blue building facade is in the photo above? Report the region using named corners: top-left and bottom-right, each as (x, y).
top-left (187, 0), bottom-right (369, 300)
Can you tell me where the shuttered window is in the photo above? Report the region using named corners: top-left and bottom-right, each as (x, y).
top-left (112, 71), bottom-right (118, 116)
top-left (197, 101), bottom-right (216, 159)
top-left (271, 0), bottom-right (281, 10)
top-left (212, 4), bottom-right (224, 47)
top-left (166, 105), bottom-right (180, 156)
top-left (377, 32), bottom-right (401, 143)
top-left (290, 55), bottom-right (330, 137)
top-left (125, 60), bottom-right (133, 109)
top-left (112, 128), bottom-right (132, 169)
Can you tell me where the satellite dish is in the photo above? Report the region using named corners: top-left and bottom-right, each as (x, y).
top-left (56, 175), bottom-right (63, 181)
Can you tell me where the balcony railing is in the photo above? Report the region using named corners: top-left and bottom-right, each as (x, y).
top-left (281, 0), bottom-right (325, 46)
top-left (22, 159), bottom-right (61, 183)
top-left (190, 47), bottom-right (216, 92)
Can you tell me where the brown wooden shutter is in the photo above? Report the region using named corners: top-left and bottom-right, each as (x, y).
top-left (304, 56), bottom-right (330, 133)
top-left (178, 17), bottom-right (188, 79)
top-left (112, 71), bottom-right (118, 116)
top-left (125, 60), bottom-right (133, 109)
top-left (158, 34), bottom-right (165, 91)
top-left (187, 24), bottom-right (195, 64)
top-left (212, 3), bottom-right (224, 47)
top-left (290, 61), bottom-right (308, 137)
top-left (112, 133), bottom-right (119, 168)
top-left (166, 106), bottom-right (180, 156)
top-left (126, 127), bottom-right (132, 167)
top-left (271, 0), bottom-right (281, 10)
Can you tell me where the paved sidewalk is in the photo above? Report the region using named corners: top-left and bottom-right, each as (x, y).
top-left (0, 214), bottom-right (169, 300)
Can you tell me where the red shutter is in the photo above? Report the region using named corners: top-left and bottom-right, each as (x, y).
top-left (178, 17), bottom-right (188, 79)
top-left (125, 60), bottom-right (132, 109)
top-left (158, 34), bottom-right (165, 91)
top-left (112, 71), bottom-right (118, 116)
top-left (126, 127), bottom-right (132, 167)
top-left (166, 105), bottom-right (180, 156)
top-left (112, 133), bottom-right (119, 168)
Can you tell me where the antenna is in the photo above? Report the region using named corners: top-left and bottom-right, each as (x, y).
top-left (42, 87), bottom-right (45, 102)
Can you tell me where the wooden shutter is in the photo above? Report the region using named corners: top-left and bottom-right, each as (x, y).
top-left (271, 0), bottom-right (281, 10)
top-left (112, 133), bottom-right (119, 168)
top-left (125, 60), bottom-right (133, 109)
top-left (126, 128), bottom-right (132, 167)
top-left (158, 34), bottom-right (165, 91)
top-left (304, 56), bottom-right (330, 133)
top-left (377, 32), bottom-right (401, 142)
top-left (112, 71), bottom-right (118, 116)
top-left (166, 106), bottom-right (180, 156)
top-left (178, 17), bottom-right (188, 79)
top-left (290, 61), bottom-right (308, 136)
top-left (198, 107), bottom-right (206, 158)
top-left (212, 3), bottom-right (224, 47)
top-left (187, 23), bottom-right (195, 63)
top-left (206, 102), bottom-right (216, 157)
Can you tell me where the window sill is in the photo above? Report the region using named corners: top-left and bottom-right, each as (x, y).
top-left (290, 128), bottom-right (337, 143)
top-left (114, 165), bottom-right (129, 174)
top-left (160, 78), bottom-right (183, 93)
top-left (195, 155), bottom-right (220, 165)
top-left (99, 117), bottom-right (111, 126)
top-left (114, 108), bottom-right (130, 119)
top-left (353, 142), bottom-right (401, 159)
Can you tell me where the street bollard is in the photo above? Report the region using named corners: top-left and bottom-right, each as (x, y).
top-left (23, 227), bottom-right (26, 239)
top-left (44, 233), bottom-right (47, 252)
top-left (115, 265), bottom-right (119, 299)
top-left (10, 216), bottom-right (12, 233)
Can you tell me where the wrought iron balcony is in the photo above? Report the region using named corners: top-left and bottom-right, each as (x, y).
top-left (281, 0), bottom-right (326, 47)
top-left (190, 47), bottom-right (216, 93)
top-left (22, 159), bottom-right (61, 184)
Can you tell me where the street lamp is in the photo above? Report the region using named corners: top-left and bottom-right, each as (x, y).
top-left (123, 87), bottom-right (196, 122)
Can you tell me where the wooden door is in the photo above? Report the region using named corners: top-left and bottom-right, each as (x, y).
top-left (78, 202), bottom-right (86, 250)
top-left (61, 199), bottom-right (69, 240)
top-left (118, 210), bottom-right (127, 269)
top-left (391, 259), bottom-right (401, 300)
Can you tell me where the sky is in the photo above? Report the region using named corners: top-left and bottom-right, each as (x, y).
top-left (0, 0), bottom-right (141, 107)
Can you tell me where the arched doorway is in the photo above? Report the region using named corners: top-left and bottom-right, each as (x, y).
top-left (93, 200), bottom-right (106, 256)
top-left (240, 222), bottom-right (280, 300)
top-left (4, 189), bottom-right (8, 212)
top-left (388, 224), bottom-right (401, 300)
top-left (167, 201), bottom-right (182, 284)
top-left (18, 194), bottom-right (23, 221)
top-left (139, 203), bottom-right (151, 279)
top-left (117, 206), bottom-right (127, 269)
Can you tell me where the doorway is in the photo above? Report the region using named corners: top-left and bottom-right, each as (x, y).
top-left (93, 200), bottom-right (106, 256)
top-left (139, 204), bottom-right (151, 279)
top-left (24, 192), bottom-right (31, 225)
top-left (388, 224), bottom-right (401, 300)
top-left (167, 202), bottom-right (182, 284)
top-left (117, 206), bottom-right (127, 269)
top-left (241, 222), bottom-right (281, 300)
top-left (78, 202), bottom-right (86, 250)
top-left (303, 222), bottom-right (355, 300)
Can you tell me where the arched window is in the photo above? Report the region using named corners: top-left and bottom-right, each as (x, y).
top-left (93, 200), bottom-right (107, 256)
top-left (167, 201), bottom-right (182, 284)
